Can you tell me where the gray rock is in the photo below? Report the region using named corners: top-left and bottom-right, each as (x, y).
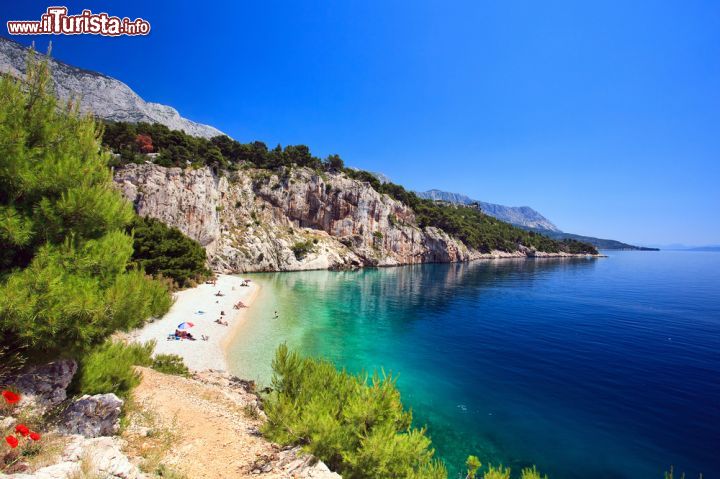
top-left (1, 359), bottom-right (77, 412)
top-left (0, 37), bottom-right (222, 140)
top-left (274, 446), bottom-right (341, 478)
top-left (60, 394), bottom-right (123, 438)
top-left (114, 163), bottom-right (479, 274)
top-left (5, 435), bottom-right (144, 479)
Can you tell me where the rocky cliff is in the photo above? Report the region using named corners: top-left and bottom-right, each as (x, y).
top-left (0, 37), bottom-right (223, 139)
top-left (115, 164), bottom-right (588, 273)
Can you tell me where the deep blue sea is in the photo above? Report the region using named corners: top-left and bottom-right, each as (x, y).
top-left (228, 251), bottom-right (720, 478)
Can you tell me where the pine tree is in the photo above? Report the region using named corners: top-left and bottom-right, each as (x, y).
top-left (0, 49), bottom-right (171, 357)
top-left (262, 344), bottom-right (447, 479)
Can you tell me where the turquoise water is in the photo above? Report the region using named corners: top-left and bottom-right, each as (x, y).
top-left (227, 251), bottom-right (720, 478)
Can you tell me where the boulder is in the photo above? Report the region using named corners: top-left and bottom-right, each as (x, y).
top-left (1, 359), bottom-right (77, 413)
top-left (273, 446), bottom-right (341, 478)
top-left (59, 394), bottom-right (123, 437)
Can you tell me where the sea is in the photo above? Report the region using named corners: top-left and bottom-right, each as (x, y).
top-left (227, 251), bottom-right (720, 478)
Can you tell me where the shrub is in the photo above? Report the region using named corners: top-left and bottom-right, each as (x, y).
top-left (484, 465), bottom-right (511, 479)
top-left (78, 341), bottom-right (154, 398)
top-left (291, 240), bottom-right (314, 260)
top-left (466, 455), bottom-right (481, 479)
top-left (151, 354), bottom-right (189, 377)
top-left (520, 466), bottom-right (548, 479)
top-left (262, 345), bottom-right (446, 479)
top-left (129, 216), bottom-right (210, 288)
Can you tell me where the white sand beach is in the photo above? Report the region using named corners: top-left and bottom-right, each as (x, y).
top-left (130, 274), bottom-right (259, 372)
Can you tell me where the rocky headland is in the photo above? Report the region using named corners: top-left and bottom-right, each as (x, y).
top-left (114, 163), bottom-right (594, 274)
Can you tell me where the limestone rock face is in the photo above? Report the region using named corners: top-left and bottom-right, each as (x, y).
top-left (114, 163), bottom-right (478, 273)
top-left (60, 394), bottom-right (124, 438)
top-left (268, 446), bottom-right (341, 478)
top-left (0, 37), bottom-right (222, 139)
top-left (1, 359), bottom-right (77, 413)
top-left (6, 435), bottom-right (144, 479)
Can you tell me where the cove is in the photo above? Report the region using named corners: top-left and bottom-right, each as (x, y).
top-left (227, 251), bottom-right (720, 478)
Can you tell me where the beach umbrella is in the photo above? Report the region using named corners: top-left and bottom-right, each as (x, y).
top-left (177, 322), bottom-right (195, 330)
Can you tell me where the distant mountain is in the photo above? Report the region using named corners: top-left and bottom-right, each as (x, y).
top-left (650, 244), bottom-right (720, 251)
top-left (417, 189), bottom-right (657, 251)
top-left (524, 229), bottom-right (659, 251)
top-left (417, 189), bottom-right (561, 232)
top-left (0, 37), bottom-right (223, 139)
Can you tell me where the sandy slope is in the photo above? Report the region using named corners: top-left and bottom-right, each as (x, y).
top-left (124, 367), bottom-right (339, 478)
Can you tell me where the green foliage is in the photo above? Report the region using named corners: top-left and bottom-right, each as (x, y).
top-left (262, 345), bottom-right (447, 479)
top-left (102, 122), bottom-right (344, 172)
top-left (520, 466), bottom-right (548, 479)
top-left (291, 240), bottom-right (315, 260)
top-left (0, 50), bottom-right (171, 359)
top-left (151, 354), bottom-right (190, 377)
top-left (326, 154), bottom-right (345, 170)
top-left (484, 465), bottom-right (511, 479)
top-left (466, 456), bottom-right (481, 479)
top-left (129, 216), bottom-right (210, 288)
top-left (78, 340), bottom-right (154, 398)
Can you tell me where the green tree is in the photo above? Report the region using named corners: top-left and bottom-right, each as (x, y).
top-left (325, 154), bottom-right (344, 171)
top-left (0, 50), bottom-right (171, 358)
top-left (129, 216), bottom-right (210, 288)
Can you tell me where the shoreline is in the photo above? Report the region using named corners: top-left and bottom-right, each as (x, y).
top-left (221, 253), bottom-right (607, 275)
top-left (130, 274), bottom-right (260, 372)
top-left (220, 280), bottom-right (261, 358)
top-left (133, 255), bottom-right (601, 373)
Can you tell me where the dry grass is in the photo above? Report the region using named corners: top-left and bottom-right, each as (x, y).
top-left (66, 454), bottom-right (104, 479)
top-left (121, 396), bottom-right (184, 478)
top-left (242, 403), bottom-right (261, 420)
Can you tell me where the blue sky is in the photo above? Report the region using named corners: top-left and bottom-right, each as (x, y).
top-left (2, 1), bottom-right (719, 246)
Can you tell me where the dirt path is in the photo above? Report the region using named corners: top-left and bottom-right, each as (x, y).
top-left (123, 367), bottom-right (338, 478)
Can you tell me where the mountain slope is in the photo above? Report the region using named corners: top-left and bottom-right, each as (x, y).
top-left (524, 228), bottom-right (659, 251)
top-left (0, 37), bottom-right (223, 139)
top-left (417, 189), bottom-right (561, 231)
top-left (418, 189), bottom-right (656, 250)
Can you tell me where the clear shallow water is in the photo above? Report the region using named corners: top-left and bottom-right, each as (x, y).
top-left (227, 251), bottom-right (720, 478)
